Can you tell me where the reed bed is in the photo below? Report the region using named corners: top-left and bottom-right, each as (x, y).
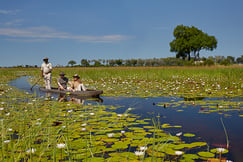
top-left (49, 66), bottom-right (243, 98)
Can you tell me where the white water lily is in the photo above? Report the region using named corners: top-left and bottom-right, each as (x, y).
top-left (67, 110), bottom-right (73, 113)
top-left (26, 148), bottom-right (36, 154)
top-left (90, 112), bottom-right (95, 116)
top-left (8, 128), bottom-right (13, 131)
top-left (139, 146), bottom-right (147, 151)
top-left (57, 143), bottom-right (66, 149)
top-left (127, 108), bottom-right (132, 111)
top-left (175, 151), bottom-right (184, 155)
top-left (0, 108), bottom-right (4, 110)
top-left (107, 133), bottom-right (114, 138)
top-left (35, 122), bottom-right (42, 125)
top-left (176, 132), bottom-right (182, 137)
top-left (117, 114), bottom-right (122, 117)
top-left (81, 123), bottom-right (87, 126)
top-left (121, 130), bottom-right (125, 134)
top-left (216, 147), bottom-right (226, 153)
top-left (4, 140), bottom-right (10, 144)
top-left (134, 151), bottom-right (144, 156)
top-left (81, 128), bottom-right (86, 131)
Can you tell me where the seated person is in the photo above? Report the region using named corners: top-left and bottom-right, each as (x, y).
top-left (69, 74), bottom-right (86, 92)
top-left (57, 72), bottom-right (69, 90)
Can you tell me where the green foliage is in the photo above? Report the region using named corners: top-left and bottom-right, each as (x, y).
top-left (204, 58), bottom-right (215, 66)
top-left (67, 60), bottom-right (76, 66)
top-left (81, 59), bottom-right (90, 67)
top-left (170, 25), bottom-right (217, 60)
top-left (0, 68), bottom-right (241, 161)
top-left (220, 59), bottom-right (232, 66)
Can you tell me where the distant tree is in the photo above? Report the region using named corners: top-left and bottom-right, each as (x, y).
top-left (81, 59), bottom-right (90, 67)
top-left (93, 60), bottom-right (101, 67)
top-left (125, 59), bottom-right (132, 66)
top-left (144, 59), bottom-right (152, 66)
top-left (68, 60), bottom-right (76, 66)
top-left (214, 56), bottom-right (225, 64)
top-left (170, 25), bottom-right (217, 60)
top-left (204, 58), bottom-right (215, 66)
top-left (236, 55), bottom-right (243, 64)
top-left (220, 59), bottom-right (231, 66)
top-left (137, 59), bottom-right (145, 66)
top-left (115, 59), bottom-right (123, 66)
top-left (227, 56), bottom-right (235, 64)
top-left (108, 59), bottom-right (116, 66)
top-left (130, 59), bottom-right (137, 66)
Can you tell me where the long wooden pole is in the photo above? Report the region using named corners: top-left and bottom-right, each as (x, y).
top-left (30, 78), bottom-right (42, 90)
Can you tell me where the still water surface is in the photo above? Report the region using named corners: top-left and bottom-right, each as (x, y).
top-left (9, 76), bottom-right (243, 161)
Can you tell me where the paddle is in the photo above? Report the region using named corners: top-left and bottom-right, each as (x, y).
top-left (30, 78), bottom-right (42, 90)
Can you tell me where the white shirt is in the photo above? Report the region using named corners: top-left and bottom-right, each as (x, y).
top-left (41, 62), bottom-right (52, 74)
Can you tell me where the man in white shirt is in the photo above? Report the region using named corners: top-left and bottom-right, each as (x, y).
top-left (41, 57), bottom-right (52, 89)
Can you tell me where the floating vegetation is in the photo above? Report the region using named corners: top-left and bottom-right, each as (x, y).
top-left (12, 66), bottom-right (242, 98)
top-left (0, 83), bottom-right (224, 161)
top-left (157, 98), bottom-right (243, 116)
top-left (1, 67), bottom-right (241, 161)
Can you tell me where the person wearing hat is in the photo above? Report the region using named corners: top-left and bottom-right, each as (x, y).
top-left (41, 57), bottom-right (52, 89)
top-left (69, 74), bottom-right (86, 91)
top-left (57, 72), bottom-right (69, 90)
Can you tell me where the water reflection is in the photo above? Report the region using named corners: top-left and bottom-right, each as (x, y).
top-left (9, 76), bottom-right (103, 105)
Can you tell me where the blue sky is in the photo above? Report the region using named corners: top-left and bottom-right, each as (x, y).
top-left (0, 0), bottom-right (243, 67)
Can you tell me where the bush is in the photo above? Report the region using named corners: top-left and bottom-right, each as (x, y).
top-left (204, 59), bottom-right (215, 66)
top-left (220, 59), bottom-right (231, 66)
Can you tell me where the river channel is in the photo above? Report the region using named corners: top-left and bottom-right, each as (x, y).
top-left (9, 76), bottom-right (243, 161)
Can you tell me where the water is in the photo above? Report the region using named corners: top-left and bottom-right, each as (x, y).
top-left (8, 76), bottom-right (243, 161)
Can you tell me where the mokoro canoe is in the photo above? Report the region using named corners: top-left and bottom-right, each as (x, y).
top-left (39, 87), bottom-right (103, 97)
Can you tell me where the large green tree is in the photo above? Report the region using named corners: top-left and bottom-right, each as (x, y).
top-left (68, 60), bottom-right (76, 66)
top-left (170, 25), bottom-right (217, 60)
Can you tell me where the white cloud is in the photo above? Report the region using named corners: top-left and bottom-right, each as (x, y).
top-left (3, 19), bottom-right (24, 26)
top-left (0, 26), bottom-right (133, 43)
top-left (0, 9), bottom-right (20, 15)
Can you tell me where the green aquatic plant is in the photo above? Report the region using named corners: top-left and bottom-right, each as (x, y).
top-left (1, 67), bottom-right (241, 161)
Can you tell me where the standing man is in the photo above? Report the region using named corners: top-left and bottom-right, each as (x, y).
top-left (41, 57), bottom-right (52, 89)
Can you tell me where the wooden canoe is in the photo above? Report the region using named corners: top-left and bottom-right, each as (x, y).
top-left (39, 87), bottom-right (103, 97)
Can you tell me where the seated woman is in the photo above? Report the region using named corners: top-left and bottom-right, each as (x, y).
top-left (57, 72), bottom-right (69, 90)
top-left (69, 74), bottom-right (86, 92)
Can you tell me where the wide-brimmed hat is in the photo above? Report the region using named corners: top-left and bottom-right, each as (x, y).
top-left (59, 72), bottom-right (65, 76)
top-left (73, 74), bottom-right (80, 78)
top-left (43, 57), bottom-right (48, 60)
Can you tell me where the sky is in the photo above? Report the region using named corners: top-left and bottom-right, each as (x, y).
top-left (0, 0), bottom-right (243, 67)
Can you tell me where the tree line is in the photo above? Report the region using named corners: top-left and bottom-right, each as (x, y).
top-left (66, 55), bottom-right (243, 67)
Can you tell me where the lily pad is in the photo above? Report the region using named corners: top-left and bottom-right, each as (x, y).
top-left (183, 133), bottom-right (195, 137)
top-left (210, 148), bottom-right (229, 154)
top-left (198, 151), bottom-right (215, 158)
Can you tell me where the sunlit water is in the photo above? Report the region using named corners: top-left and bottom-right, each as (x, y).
top-left (8, 76), bottom-right (243, 161)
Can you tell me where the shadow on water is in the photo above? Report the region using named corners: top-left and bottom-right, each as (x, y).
top-left (8, 76), bottom-right (243, 161)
